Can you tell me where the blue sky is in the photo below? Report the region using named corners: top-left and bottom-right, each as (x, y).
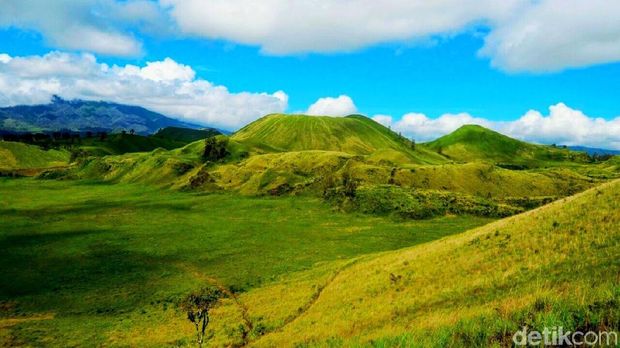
top-left (0, 1), bottom-right (620, 147)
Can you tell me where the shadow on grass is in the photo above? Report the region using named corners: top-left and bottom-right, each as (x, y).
top-left (0, 198), bottom-right (194, 220)
top-left (0, 229), bottom-right (173, 315)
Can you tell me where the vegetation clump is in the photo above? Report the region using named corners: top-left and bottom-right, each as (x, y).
top-left (203, 136), bottom-right (230, 162)
top-left (327, 184), bottom-right (523, 219)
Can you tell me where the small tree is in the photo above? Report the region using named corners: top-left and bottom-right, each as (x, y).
top-left (130, 129), bottom-right (135, 135)
top-left (411, 138), bottom-right (416, 150)
top-left (180, 286), bottom-right (224, 346)
top-left (342, 172), bottom-right (359, 199)
top-left (203, 137), bottom-right (230, 162)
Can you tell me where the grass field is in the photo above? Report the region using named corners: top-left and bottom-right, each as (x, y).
top-left (1, 115), bottom-right (618, 347)
top-left (0, 178), bottom-right (492, 346)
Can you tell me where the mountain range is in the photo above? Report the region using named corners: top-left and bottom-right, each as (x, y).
top-left (0, 96), bottom-right (203, 135)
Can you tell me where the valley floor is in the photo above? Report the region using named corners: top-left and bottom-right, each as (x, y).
top-left (0, 178), bottom-right (492, 347)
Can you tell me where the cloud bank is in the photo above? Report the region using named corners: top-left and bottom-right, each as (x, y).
top-left (479, 0), bottom-right (620, 72)
top-left (0, 52), bottom-right (287, 130)
top-left (160, 0), bottom-right (620, 72)
top-left (1, 1), bottom-right (619, 71)
top-left (0, 0), bottom-right (168, 56)
top-left (161, 0), bottom-right (517, 55)
top-left (372, 104), bottom-right (620, 150)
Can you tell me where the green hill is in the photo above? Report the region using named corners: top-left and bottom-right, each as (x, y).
top-left (0, 141), bottom-right (69, 170)
top-left (152, 127), bottom-right (221, 143)
top-left (201, 178), bottom-right (620, 347)
top-left (41, 118), bottom-right (609, 208)
top-left (426, 125), bottom-right (589, 167)
top-left (76, 133), bottom-right (193, 156)
top-left (232, 114), bottom-right (446, 164)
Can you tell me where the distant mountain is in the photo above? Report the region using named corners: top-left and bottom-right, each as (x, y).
top-left (0, 96), bottom-right (202, 135)
top-left (425, 124), bottom-right (590, 167)
top-left (567, 145), bottom-right (620, 156)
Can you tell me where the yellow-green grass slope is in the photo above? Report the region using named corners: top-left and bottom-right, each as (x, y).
top-left (199, 179), bottom-right (619, 347)
top-left (0, 141), bottom-right (68, 169)
top-left (60, 139), bottom-right (597, 199)
top-left (232, 114), bottom-right (446, 165)
top-left (425, 124), bottom-right (591, 167)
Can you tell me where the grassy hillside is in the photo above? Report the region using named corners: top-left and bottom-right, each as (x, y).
top-left (232, 114), bottom-right (446, 164)
top-left (201, 178), bottom-right (619, 347)
top-left (76, 133), bottom-right (192, 156)
top-left (0, 141), bottom-right (69, 169)
top-left (426, 125), bottom-right (590, 167)
top-left (58, 140), bottom-right (597, 201)
top-left (152, 126), bottom-right (221, 143)
top-left (0, 178), bottom-right (492, 346)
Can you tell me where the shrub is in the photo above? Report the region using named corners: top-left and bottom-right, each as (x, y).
top-left (203, 136), bottom-right (230, 162)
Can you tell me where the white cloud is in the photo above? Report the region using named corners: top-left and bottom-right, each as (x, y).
top-left (377, 112), bottom-right (492, 141)
top-left (161, 0), bottom-right (520, 55)
top-left (161, 0), bottom-right (620, 71)
top-left (0, 54), bottom-right (11, 64)
top-left (379, 104), bottom-right (620, 150)
top-left (120, 58), bottom-right (196, 82)
top-left (306, 95), bottom-right (357, 116)
top-left (480, 0), bottom-right (620, 72)
top-left (0, 0), bottom-right (166, 56)
top-left (2, 1), bottom-right (619, 71)
top-left (371, 115), bottom-right (393, 128)
top-left (0, 52), bottom-right (288, 130)
top-left (502, 103), bottom-right (620, 149)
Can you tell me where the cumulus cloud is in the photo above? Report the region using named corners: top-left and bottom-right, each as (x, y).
top-left (159, 0), bottom-right (620, 71)
top-left (371, 115), bottom-right (393, 128)
top-left (0, 52), bottom-right (288, 130)
top-left (2, 1), bottom-right (619, 71)
top-left (306, 95), bottom-right (357, 116)
top-left (480, 0), bottom-right (620, 72)
top-left (161, 0), bottom-right (519, 55)
top-left (373, 104), bottom-right (620, 149)
top-left (503, 103), bottom-right (620, 149)
top-left (0, 0), bottom-right (168, 56)
top-left (374, 112), bottom-right (492, 141)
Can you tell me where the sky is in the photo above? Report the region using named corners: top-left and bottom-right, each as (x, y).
top-left (0, 1), bottom-right (619, 148)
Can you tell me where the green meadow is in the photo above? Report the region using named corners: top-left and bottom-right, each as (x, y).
top-left (1, 114), bottom-right (619, 347)
top-left (0, 178), bottom-right (491, 346)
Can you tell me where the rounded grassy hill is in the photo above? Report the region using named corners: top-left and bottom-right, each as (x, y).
top-left (231, 114), bottom-right (446, 164)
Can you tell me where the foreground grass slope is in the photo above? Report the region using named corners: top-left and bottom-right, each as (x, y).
top-left (39, 176), bottom-right (616, 347)
top-left (0, 178), bottom-right (492, 346)
top-left (0, 141), bottom-right (68, 170)
top-left (235, 179), bottom-right (619, 347)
